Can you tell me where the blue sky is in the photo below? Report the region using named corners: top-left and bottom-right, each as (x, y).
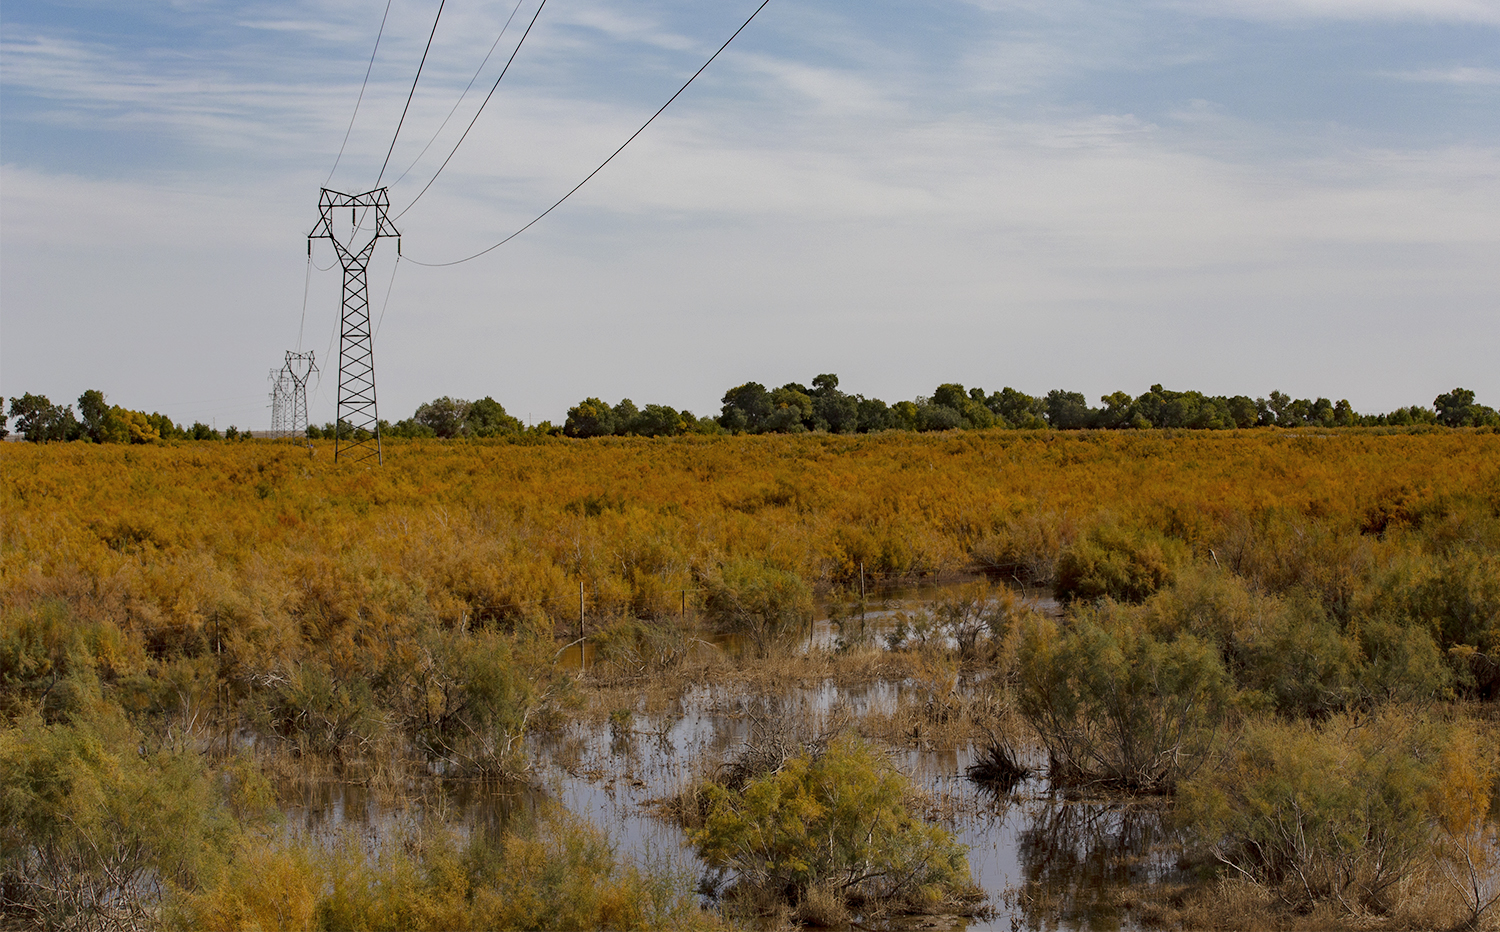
top-left (2, 0), bottom-right (1497, 429)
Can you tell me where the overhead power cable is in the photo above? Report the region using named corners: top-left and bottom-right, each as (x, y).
top-left (404, 0), bottom-right (771, 267)
top-left (376, 0), bottom-right (449, 187)
top-left (374, 255), bottom-right (402, 340)
top-left (297, 256), bottom-right (312, 350)
top-left (327, 0), bottom-right (394, 186)
top-left (391, 0), bottom-right (528, 189)
top-left (394, 0), bottom-right (548, 219)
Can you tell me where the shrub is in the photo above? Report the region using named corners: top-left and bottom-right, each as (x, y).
top-left (248, 659), bottom-right (379, 759)
top-left (0, 707), bottom-right (230, 931)
top-left (1017, 612), bottom-right (1233, 791)
top-left (172, 805), bottom-right (709, 932)
top-left (691, 734), bottom-right (981, 918)
top-left (701, 559), bottom-right (812, 655)
top-left (1135, 571), bottom-right (1373, 716)
top-left (1178, 709), bottom-right (1491, 915)
top-left (1055, 524), bottom-right (1181, 603)
top-left (400, 627), bottom-right (540, 777)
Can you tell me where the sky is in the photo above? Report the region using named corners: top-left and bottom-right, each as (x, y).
top-left (2, 0), bottom-right (1497, 430)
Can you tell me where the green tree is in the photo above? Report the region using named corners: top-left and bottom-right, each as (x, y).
top-left (634, 404), bottom-right (685, 437)
top-left (987, 387), bottom-right (1046, 429)
top-left (916, 399), bottom-right (963, 431)
top-left (811, 374), bottom-right (860, 433)
top-left (766, 385), bottom-right (813, 433)
top-left (1096, 391), bottom-right (1140, 429)
top-left (1285, 397), bottom-right (1312, 426)
top-left (413, 397), bottom-right (469, 438)
top-left (611, 398), bottom-right (641, 435)
top-left (856, 397), bottom-right (893, 432)
top-left (1433, 387), bottom-right (1498, 427)
top-left (1227, 395), bottom-right (1260, 428)
top-left (1044, 390), bottom-right (1092, 429)
top-left (7, 394), bottom-right (77, 443)
top-left (77, 390), bottom-right (113, 442)
top-left (464, 396), bottom-right (522, 436)
top-left (891, 400), bottom-right (919, 431)
top-left (719, 382), bottom-right (772, 433)
top-left (1435, 387), bottom-right (1477, 426)
top-left (1265, 390), bottom-right (1292, 426)
top-left (563, 398), bottom-right (616, 438)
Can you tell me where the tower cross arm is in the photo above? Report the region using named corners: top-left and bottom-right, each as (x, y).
top-left (308, 187), bottom-right (402, 245)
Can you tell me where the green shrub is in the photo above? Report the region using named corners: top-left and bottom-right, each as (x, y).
top-left (1410, 551), bottom-right (1500, 655)
top-left (702, 559), bottom-right (813, 655)
top-left (1355, 618), bottom-right (1453, 703)
top-left (0, 707), bottom-right (231, 930)
top-left (1017, 612), bottom-right (1233, 791)
top-left (399, 627), bottom-right (539, 778)
top-left (1055, 524), bottom-right (1181, 603)
top-left (691, 734), bottom-right (981, 918)
top-left (1178, 709), bottom-right (1483, 914)
top-left (1135, 571), bottom-right (1374, 716)
top-left (0, 601), bottom-right (143, 724)
top-left (249, 659), bottom-right (378, 759)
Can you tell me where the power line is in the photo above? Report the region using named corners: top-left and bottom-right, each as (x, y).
top-left (297, 255), bottom-right (312, 350)
top-left (376, 0), bottom-right (449, 188)
top-left (390, 0), bottom-right (528, 190)
top-left (327, 0), bottom-right (394, 186)
top-left (394, 0), bottom-right (548, 220)
top-left (374, 255), bottom-right (402, 340)
top-left (403, 0), bottom-right (771, 268)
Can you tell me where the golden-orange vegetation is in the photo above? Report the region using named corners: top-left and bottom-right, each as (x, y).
top-left (6, 428), bottom-right (1498, 616)
top-left (3, 427), bottom-right (1499, 928)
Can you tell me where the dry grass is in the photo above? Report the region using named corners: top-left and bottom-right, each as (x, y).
top-left (1126, 871), bottom-right (1493, 931)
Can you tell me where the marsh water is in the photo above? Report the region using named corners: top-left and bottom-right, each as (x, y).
top-left (286, 584), bottom-right (1186, 930)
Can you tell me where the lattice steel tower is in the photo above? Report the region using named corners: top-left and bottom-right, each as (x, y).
top-left (283, 350), bottom-right (318, 439)
top-left (269, 367), bottom-right (291, 437)
top-left (309, 188), bottom-right (400, 464)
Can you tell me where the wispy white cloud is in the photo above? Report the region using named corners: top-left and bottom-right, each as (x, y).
top-left (1167, 0), bottom-right (1500, 23)
top-left (3, 0), bottom-right (1498, 421)
top-left (1388, 65), bottom-right (1500, 85)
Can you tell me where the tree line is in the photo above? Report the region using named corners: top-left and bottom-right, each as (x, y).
top-left (2, 391), bottom-right (225, 444)
top-left (4, 380), bottom-right (1494, 444)
top-left (562, 376), bottom-right (1497, 437)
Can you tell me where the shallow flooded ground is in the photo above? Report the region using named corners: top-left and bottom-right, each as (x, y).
top-left (286, 582), bottom-right (1184, 930)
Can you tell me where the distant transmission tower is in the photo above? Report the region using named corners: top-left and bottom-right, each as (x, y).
top-left (309, 188), bottom-right (400, 464)
top-left (269, 367), bottom-right (291, 437)
top-left (283, 350), bottom-right (318, 439)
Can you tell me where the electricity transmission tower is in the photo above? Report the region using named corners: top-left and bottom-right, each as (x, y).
top-left (309, 188), bottom-right (400, 464)
top-left (268, 367), bottom-right (291, 437)
top-left (283, 350), bottom-right (318, 438)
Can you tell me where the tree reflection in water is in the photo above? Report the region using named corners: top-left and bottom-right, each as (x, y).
top-left (1011, 796), bottom-right (1182, 928)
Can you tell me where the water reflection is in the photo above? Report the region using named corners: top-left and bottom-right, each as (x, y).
top-left (1012, 798), bottom-right (1179, 930)
top-left (284, 580), bottom-right (1174, 931)
top-left (557, 577), bottom-right (1062, 670)
top-left (280, 689), bottom-right (1171, 931)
